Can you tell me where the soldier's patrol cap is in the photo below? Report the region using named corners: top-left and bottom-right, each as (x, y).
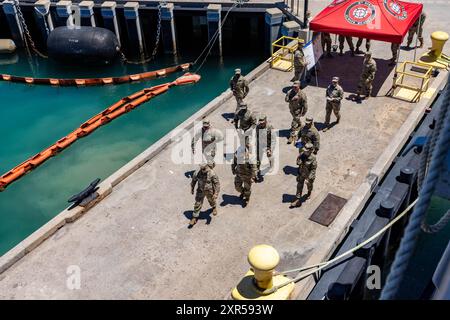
top-left (258, 113), bottom-right (267, 121)
top-left (235, 68), bottom-right (241, 74)
top-left (305, 117), bottom-right (313, 124)
top-left (304, 142), bottom-right (314, 150)
top-left (332, 76), bottom-right (339, 82)
top-left (202, 119), bottom-right (210, 125)
top-left (293, 80), bottom-right (300, 87)
top-left (365, 51), bottom-right (372, 57)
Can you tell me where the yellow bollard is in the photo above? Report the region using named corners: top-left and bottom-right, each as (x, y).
top-left (419, 31), bottom-right (450, 69)
top-left (429, 31), bottom-right (449, 58)
top-left (231, 245), bottom-right (295, 300)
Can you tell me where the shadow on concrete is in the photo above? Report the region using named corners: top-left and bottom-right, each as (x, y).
top-left (184, 170), bottom-right (195, 179)
top-left (282, 193), bottom-right (296, 204)
top-left (400, 45), bottom-right (415, 52)
top-left (183, 210), bottom-right (212, 228)
top-left (346, 94), bottom-right (364, 103)
top-left (312, 54), bottom-right (394, 96)
top-left (283, 165), bottom-right (298, 176)
top-left (314, 121), bottom-right (327, 131)
top-left (220, 194), bottom-right (243, 207)
top-left (278, 129), bottom-right (291, 138)
top-left (222, 112), bottom-right (235, 122)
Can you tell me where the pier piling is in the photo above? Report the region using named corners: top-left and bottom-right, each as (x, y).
top-left (100, 1), bottom-right (121, 46)
top-left (264, 7), bottom-right (283, 54)
top-left (79, 1), bottom-right (96, 27)
top-left (33, 0), bottom-right (54, 44)
top-left (55, 0), bottom-right (73, 27)
top-left (206, 4), bottom-right (222, 56)
top-left (123, 2), bottom-right (145, 59)
top-left (160, 3), bottom-right (177, 55)
top-left (1, 0), bottom-right (24, 47)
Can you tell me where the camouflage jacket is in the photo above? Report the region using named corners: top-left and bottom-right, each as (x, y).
top-left (298, 126), bottom-right (320, 152)
top-left (326, 84), bottom-right (344, 105)
top-left (229, 75), bottom-right (249, 99)
top-left (256, 124), bottom-right (275, 153)
top-left (232, 155), bottom-right (258, 179)
top-left (191, 127), bottom-right (223, 155)
top-left (234, 109), bottom-right (257, 131)
top-left (412, 12), bottom-right (426, 29)
top-left (294, 50), bottom-right (306, 69)
top-left (191, 168), bottom-right (220, 195)
top-left (285, 89), bottom-right (308, 116)
top-left (297, 152), bottom-right (317, 180)
top-left (360, 58), bottom-right (377, 82)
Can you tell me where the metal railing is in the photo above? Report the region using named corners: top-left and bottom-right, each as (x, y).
top-left (270, 36), bottom-right (304, 72)
top-left (393, 61), bottom-right (433, 102)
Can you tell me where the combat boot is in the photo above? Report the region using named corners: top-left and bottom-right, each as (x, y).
top-left (287, 135), bottom-right (294, 144)
top-left (339, 50), bottom-right (343, 56)
top-left (305, 191), bottom-right (312, 200)
top-left (189, 217), bottom-right (198, 226)
top-left (336, 115), bottom-right (341, 124)
top-left (290, 198), bottom-right (302, 208)
top-left (322, 124), bottom-right (329, 132)
top-left (212, 207), bottom-right (218, 216)
top-left (242, 196), bottom-right (250, 207)
top-left (418, 38), bottom-right (424, 48)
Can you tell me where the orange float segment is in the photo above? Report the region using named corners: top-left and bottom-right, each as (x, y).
top-left (0, 72), bottom-right (200, 191)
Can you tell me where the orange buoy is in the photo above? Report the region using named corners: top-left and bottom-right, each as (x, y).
top-left (0, 73), bottom-right (201, 191)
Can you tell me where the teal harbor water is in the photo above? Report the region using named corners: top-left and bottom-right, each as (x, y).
top-left (0, 52), bottom-right (263, 256)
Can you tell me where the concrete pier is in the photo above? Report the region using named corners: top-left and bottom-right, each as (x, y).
top-left (55, 0), bottom-right (73, 27)
top-left (123, 1), bottom-right (144, 59)
top-left (79, 1), bottom-right (96, 27)
top-left (265, 7), bottom-right (283, 54)
top-left (281, 20), bottom-right (299, 38)
top-left (101, 1), bottom-right (121, 46)
top-left (160, 3), bottom-right (177, 55)
top-left (0, 0), bottom-right (448, 301)
top-left (33, 0), bottom-right (53, 44)
top-left (1, 0), bottom-right (24, 47)
top-left (207, 4), bottom-right (222, 56)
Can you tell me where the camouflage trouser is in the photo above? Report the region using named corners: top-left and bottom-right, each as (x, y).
top-left (234, 175), bottom-right (253, 199)
top-left (202, 149), bottom-right (216, 168)
top-left (293, 66), bottom-right (305, 82)
top-left (290, 115), bottom-right (303, 139)
top-left (338, 35), bottom-right (354, 53)
top-left (407, 27), bottom-right (423, 45)
top-left (322, 37), bottom-right (332, 55)
top-left (296, 175), bottom-right (314, 199)
top-left (193, 190), bottom-right (216, 218)
top-left (234, 95), bottom-right (244, 112)
top-left (356, 38), bottom-right (371, 51)
top-left (325, 101), bottom-right (341, 125)
top-left (391, 43), bottom-right (399, 61)
top-left (357, 78), bottom-right (373, 97)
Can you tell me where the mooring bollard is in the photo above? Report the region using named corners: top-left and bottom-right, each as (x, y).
top-left (231, 244), bottom-right (294, 300)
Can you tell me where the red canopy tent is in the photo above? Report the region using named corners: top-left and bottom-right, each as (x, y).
top-left (309, 0), bottom-right (423, 43)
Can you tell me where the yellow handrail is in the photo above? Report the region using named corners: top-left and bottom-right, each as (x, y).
top-left (271, 36), bottom-right (305, 72)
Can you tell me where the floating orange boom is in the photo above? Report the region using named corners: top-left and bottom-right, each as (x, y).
top-left (0, 63), bottom-right (191, 86)
top-left (0, 73), bottom-right (201, 191)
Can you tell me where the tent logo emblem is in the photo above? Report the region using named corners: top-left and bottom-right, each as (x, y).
top-left (383, 0), bottom-right (408, 20)
top-left (345, 1), bottom-right (376, 25)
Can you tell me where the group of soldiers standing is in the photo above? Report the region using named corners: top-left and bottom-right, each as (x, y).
top-left (188, 11), bottom-right (426, 226)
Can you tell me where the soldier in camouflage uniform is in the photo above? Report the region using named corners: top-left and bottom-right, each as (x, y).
top-left (407, 11), bottom-right (426, 48)
top-left (389, 43), bottom-right (400, 66)
top-left (255, 113), bottom-right (275, 182)
top-left (290, 143), bottom-right (317, 208)
top-left (338, 35), bottom-right (355, 56)
top-left (355, 38), bottom-right (371, 54)
top-left (292, 47), bottom-right (307, 82)
top-left (234, 103), bottom-right (257, 132)
top-left (324, 76), bottom-right (344, 132)
top-left (321, 32), bottom-right (333, 58)
top-left (232, 144), bottom-right (258, 207)
top-left (285, 80), bottom-right (308, 144)
top-left (190, 163), bottom-right (220, 226)
top-left (356, 52), bottom-right (377, 100)
top-left (230, 68), bottom-right (249, 112)
top-left (191, 119), bottom-right (223, 167)
top-left (297, 117), bottom-right (320, 154)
